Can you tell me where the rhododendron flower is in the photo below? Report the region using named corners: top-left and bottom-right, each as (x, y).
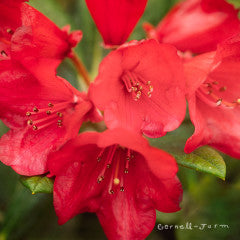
top-left (144, 0), bottom-right (240, 54)
top-left (184, 35), bottom-right (240, 158)
top-left (0, 0), bottom-right (82, 73)
top-left (85, 0), bottom-right (147, 47)
top-left (89, 39), bottom-right (186, 138)
top-left (48, 129), bottom-right (182, 240)
top-left (0, 61), bottom-right (101, 175)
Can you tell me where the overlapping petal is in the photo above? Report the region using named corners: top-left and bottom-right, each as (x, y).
top-left (144, 0), bottom-right (240, 53)
top-left (89, 39), bottom-right (186, 138)
top-left (0, 61), bottom-right (99, 175)
top-left (48, 129), bottom-right (182, 240)
top-left (0, 1), bottom-right (82, 74)
top-left (185, 35), bottom-right (240, 158)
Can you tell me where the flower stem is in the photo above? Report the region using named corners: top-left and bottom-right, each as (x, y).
top-left (70, 51), bottom-right (91, 87)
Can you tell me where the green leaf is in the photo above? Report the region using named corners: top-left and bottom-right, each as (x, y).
top-left (149, 121), bottom-right (226, 180)
top-left (20, 176), bottom-right (54, 194)
top-left (176, 146), bottom-right (226, 180)
top-left (227, 0), bottom-right (240, 9)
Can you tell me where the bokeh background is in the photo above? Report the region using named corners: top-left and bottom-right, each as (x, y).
top-left (0, 0), bottom-right (240, 239)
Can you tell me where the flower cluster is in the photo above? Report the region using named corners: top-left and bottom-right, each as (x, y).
top-left (0, 0), bottom-right (239, 239)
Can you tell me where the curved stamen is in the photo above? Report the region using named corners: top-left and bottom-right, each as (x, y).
top-left (122, 71), bottom-right (153, 101)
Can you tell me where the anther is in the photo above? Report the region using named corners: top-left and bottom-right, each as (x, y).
top-left (1, 50), bottom-right (7, 57)
top-left (57, 122), bottom-right (63, 127)
top-left (33, 107), bottom-right (39, 112)
top-left (149, 86), bottom-right (153, 92)
top-left (216, 99), bottom-right (222, 106)
top-left (124, 168), bottom-right (129, 174)
top-left (120, 187), bottom-right (124, 192)
top-left (107, 164), bottom-right (111, 168)
top-left (237, 99), bottom-right (240, 105)
top-left (97, 176), bottom-right (104, 183)
top-left (46, 110), bottom-right (51, 115)
top-left (26, 112), bottom-right (31, 116)
top-left (147, 81), bottom-right (151, 85)
top-left (109, 189), bottom-right (114, 194)
top-left (27, 119), bottom-right (33, 125)
top-left (57, 112), bottom-right (63, 117)
top-left (32, 125), bottom-right (38, 130)
top-left (219, 86), bottom-right (227, 92)
top-left (6, 28), bottom-right (14, 34)
top-left (97, 157), bottom-right (101, 162)
top-left (48, 103), bottom-right (54, 107)
top-left (113, 178), bottom-right (120, 185)
top-left (213, 81), bottom-right (219, 85)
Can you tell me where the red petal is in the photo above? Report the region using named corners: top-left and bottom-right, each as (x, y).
top-left (151, 0), bottom-right (240, 53)
top-left (0, 62), bottom-right (92, 175)
top-left (48, 130), bottom-right (181, 238)
top-left (185, 35), bottom-right (240, 157)
top-left (85, 0), bottom-right (147, 46)
top-left (89, 40), bottom-right (186, 137)
top-left (10, 4), bottom-right (82, 73)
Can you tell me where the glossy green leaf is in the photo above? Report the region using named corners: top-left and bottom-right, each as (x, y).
top-left (149, 121), bottom-right (226, 180)
top-left (20, 176), bottom-right (54, 194)
top-left (175, 146), bottom-right (226, 180)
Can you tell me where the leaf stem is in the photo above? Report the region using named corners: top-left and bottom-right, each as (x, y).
top-left (70, 51), bottom-right (91, 87)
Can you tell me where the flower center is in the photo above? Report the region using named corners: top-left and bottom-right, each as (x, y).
top-left (96, 145), bottom-right (134, 194)
top-left (121, 70), bottom-right (153, 101)
top-left (25, 95), bottom-right (79, 131)
top-left (197, 80), bottom-right (240, 108)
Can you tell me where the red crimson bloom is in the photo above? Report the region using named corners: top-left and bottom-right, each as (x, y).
top-left (184, 34), bottom-right (240, 158)
top-left (0, 0), bottom-right (82, 73)
top-left (85, 0), bottom-right (148, 47)
top-left (48, 128), bottom-right (182, 240)
top-left (144, 0), bottom-right (240, 54)
top-left (0, 60), bottom-right (101, 175)
top-left (89, 39), bottom-right (186, 138)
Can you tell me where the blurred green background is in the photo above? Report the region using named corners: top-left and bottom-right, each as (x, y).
top-left (0, 0), bottom-right (240, 239)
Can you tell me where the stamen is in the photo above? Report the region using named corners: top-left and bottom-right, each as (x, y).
top-left (57, 112), bottom-right (63, 117)
top-left (6, 28), bottom-right (14, 34)
top-left (198, 81), bottom-right (239, 108)
top-left (216, 99), bottom-right (222, 106)
top-left (113, 178), bottom-right (120, 185)
top-left (27, 119), bottom-right (33, 125)
top-left (97, 176), bottom-right (104, 183)
top-left (219, 86), bottom-right (227, 92)
top-left (32, 125), bottom-right (38, 131)
top-left (1, 50), bottom-right (8, 57)
top-left (122, 71), bottom-right (154, 101)
top-left (33, 107), bottom-right (39, 112)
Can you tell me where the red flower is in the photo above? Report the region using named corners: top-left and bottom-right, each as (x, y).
top-left (0, 60), bottom-right (101, 175)
top-left (89, 39), bottom-right (186, 138)
top-left (48, 128), bottom-right (182, 240)
top-left (85, 0), bottom-right (147, 47)
top-left (184, 34), bottom-right (240, 158)
top-left (144, 0), bottom-right (240, 54)
top-left (0, 1), bottom-right (82, 73)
